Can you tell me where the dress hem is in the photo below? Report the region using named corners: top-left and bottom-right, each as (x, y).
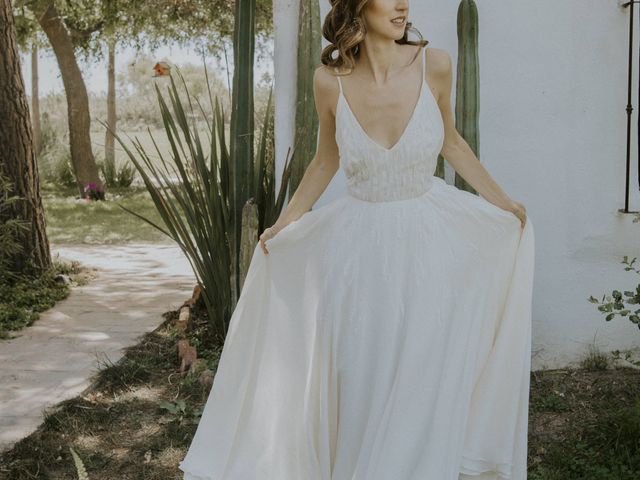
top-left (179, 461), bottom-right (217, 480)
top-left (459, 453), bottom-right (512, 479)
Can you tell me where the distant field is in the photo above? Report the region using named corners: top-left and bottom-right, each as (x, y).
top-left (90, 125), bottom-right (220, 178)
top-left (42, 126), bottom-right (221, 244)
top-left (42, 183), bottom-right (174, 245)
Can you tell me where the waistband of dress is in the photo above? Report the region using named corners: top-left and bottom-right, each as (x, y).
top-left (346, 177), bottom-right (435, 203)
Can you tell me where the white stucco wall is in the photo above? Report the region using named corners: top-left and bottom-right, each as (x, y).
top-left (274, 0), bottom-right (640, 370)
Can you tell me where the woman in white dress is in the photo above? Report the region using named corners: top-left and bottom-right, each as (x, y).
top-left (179, 1), bottom-right (535, 479)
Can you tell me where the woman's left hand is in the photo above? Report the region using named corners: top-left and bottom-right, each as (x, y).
top-left (509, 200), bottom-right (527, 229)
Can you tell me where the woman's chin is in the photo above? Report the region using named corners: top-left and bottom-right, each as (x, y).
top-left (390, 25), bottom-right (406, 38)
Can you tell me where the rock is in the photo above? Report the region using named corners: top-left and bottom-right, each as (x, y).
top-left (175, 305), bottom-right (191, 333)
top-left (177, 339), bottom-right (198, 376)
top-left (198, 369), bottom-right (214, 389)
top-left (54, 274), bottom-right (71, 285)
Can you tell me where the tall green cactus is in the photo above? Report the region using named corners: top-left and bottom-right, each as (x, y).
top-left (289, 0), bottom-right (322, 199)
top-left (455, 0), bottom-right (480, 194)
top-left (229, 0), bottom-right (257, 299)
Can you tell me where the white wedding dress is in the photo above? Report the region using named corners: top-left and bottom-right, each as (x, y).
top-left (179, 46), bottom-right (535, 480)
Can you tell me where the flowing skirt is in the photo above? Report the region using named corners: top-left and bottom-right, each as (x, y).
top-left (179, 176), bottom-right (535, 480)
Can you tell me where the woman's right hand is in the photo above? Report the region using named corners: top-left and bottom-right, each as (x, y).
top-left (259, 224), bottom-right (284, 255)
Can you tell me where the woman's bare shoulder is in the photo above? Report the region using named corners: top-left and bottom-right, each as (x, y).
top-left (313, 65), bottom-right (341, 116)
top-left (314, 64), bottom-right (341, 90)
top-left (425, 47), bottom-right (452, 77)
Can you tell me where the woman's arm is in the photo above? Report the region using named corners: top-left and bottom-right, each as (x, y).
top-left (259, 65), bottom-right (341, 254)
top-left (430, 48), bottom-right (520, 214)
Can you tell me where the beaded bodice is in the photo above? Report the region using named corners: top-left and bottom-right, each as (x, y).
top-left (334, 46), bottom-right (445, 203)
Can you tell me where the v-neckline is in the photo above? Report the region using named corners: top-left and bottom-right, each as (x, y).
top-left (338, 77), bottom-right (426, 154)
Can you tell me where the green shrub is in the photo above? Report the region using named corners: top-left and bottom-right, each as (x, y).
top-left (97, 156), bottom-right (136, 188)
top-left (0, 260), bottom-right (77, 338)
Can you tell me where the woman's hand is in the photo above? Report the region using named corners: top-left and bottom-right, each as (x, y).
top-left (509, 200), bottom-right (528, 229)
top-left (259, 223), bottom-right (284, 255)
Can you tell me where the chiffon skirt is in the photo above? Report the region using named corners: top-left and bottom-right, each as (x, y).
top-left (179, 175), bottom-right (535, 480)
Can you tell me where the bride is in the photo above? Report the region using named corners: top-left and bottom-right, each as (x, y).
top-left (179, 1), bottom-right (535, 479)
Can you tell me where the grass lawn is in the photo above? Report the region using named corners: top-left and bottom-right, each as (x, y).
top-left (529, 362), bottom-right (640, 479)
top-left (40, 126), bottom-right (214, 245)
top-left (42, 183), bottom-right (174, 245)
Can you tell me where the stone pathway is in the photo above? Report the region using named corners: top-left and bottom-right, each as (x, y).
top-left (0, 243), bottom-right (196, 452)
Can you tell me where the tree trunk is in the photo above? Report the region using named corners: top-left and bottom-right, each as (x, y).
top-left (31, 43), bottom-right (42, 155)
top-left (36, 2), bottom-right (104, 199)
top-left (105, 39), bottom-right (116, 168)
top-left (0, 0), bottom-right (51, 274)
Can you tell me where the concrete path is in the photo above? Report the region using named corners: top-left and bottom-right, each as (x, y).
top-left (0, 243), bottom-right (196, 452)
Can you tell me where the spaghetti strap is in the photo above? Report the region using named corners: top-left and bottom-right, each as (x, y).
top-left (422, 46), bottom-right (427, 79)
top-left (334, 68), bottom-right (343, 94)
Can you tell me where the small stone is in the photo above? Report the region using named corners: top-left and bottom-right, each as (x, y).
top-left (199, 369), bottom-right (214, 389)
top-left (54, 274), bottom-right (71, 285)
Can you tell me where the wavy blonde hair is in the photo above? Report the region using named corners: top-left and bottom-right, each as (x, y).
top-left (321, 0), bottom-right (429, 73)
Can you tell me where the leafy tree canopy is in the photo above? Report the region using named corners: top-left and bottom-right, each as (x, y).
top-left (13, 0), bottom-right (273, 61)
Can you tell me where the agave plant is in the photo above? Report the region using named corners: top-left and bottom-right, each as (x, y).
top-left (108, 68), bottom-right (293, 344)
